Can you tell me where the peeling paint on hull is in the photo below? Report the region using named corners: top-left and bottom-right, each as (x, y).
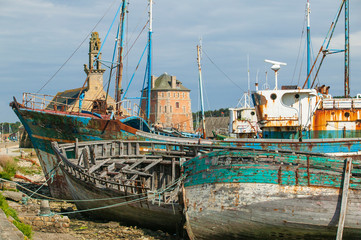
top-left (12, 107), bottom-right (142, 199)
top-left (183, 151), bottom-right (361, 239)
top-left (12, 105), bottom-right (361, 199)
top-left (62, 167), bottom-right (182, 233)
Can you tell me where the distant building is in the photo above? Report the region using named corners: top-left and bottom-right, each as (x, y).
top-left (141, 73), bottom-right (194, 132)
top-left (205, 116), bottom-right (229, 138)
top-left (47, 32), bottom-right (116, 114)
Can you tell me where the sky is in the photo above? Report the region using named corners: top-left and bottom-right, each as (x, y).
top-left (1, 0), bottom-right (361, 123)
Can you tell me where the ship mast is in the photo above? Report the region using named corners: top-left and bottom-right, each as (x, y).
top-left (344, 0), bottom-right (350, 97)
top-left (197, 42), bottom-right (206, 138)
top-left (306, 0), bottom-right (311, 88)
top-left (146, 0), bottom-right (153, 121)
top-left (115, 0), bottom-right (127, 114)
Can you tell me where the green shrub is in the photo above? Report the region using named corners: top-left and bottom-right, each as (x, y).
top-left (13, 220), bottom-right (33, 239)
top-left (0, 155), bottom-right (17, 180)
top-left (0, 193), bottom-right (33, 239)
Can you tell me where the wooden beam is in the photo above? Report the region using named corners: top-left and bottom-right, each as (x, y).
top-left (336, 158), bottom-right (352, 240)
top-left (89, 158), bottom-right (112, 174)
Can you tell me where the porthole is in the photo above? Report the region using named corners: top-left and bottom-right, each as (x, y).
top-left (251, 111), bottom-right (255, 116)
top-left (345, 112), bottom-right (350, 118)
top-left (295, 94), bottom-right (300, 99)
top-left (270, 93), bottom-right (277, 100)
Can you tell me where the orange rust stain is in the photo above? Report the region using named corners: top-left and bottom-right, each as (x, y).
top-left (312, 109), bottom-right (361, 131)
top-left (199, 207), bottom-right (203, 212)
top-left (274, 209), bottom-right (278, 211)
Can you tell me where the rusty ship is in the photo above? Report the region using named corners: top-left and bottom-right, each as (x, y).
top-left (11, 0), bottom-right (361, 203)
top-left (9, 0), bottom-right (200, 199)
top-left (252, 0), bottom-right (359, 142)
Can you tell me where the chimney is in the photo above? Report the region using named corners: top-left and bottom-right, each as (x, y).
top-left (151, 76), bottom-right (157, 89)
top-left (171, 76), bottom-right (177, 89)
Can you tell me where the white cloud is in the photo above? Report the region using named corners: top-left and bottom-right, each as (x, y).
top-left (2, 0), bottom-right (361, 121)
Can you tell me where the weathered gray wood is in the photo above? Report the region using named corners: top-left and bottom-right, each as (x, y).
top-left (336, 158), bottom-right (353, 240)
top-left (89, 158), bottom-right (112, 174)
top-left (108, 162), bottom-right (116, 172)
top-left (83, 148), bottom-right (89, 169)
top-left (127, 157), bottom-right (146, 170)
top-left (143, 159), bottom-right (162, 172)
top-left (128, 142), bottom-right (132, 155)
top-left (120, 142), bottom-right (124, 156)
top-left (171, 158), bottom-right (175, 182)
top-left (89, 145), bottom-right (96, 165)
top-left (136, 142), bottom-right (140, 155)
top-left (75, 138), bottom-right (79, 159)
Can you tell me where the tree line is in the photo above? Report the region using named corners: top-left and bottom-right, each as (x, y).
top-left (192, 108), bottom-right (229, 120)
top-left (0, 122), bottom-right (21, 134)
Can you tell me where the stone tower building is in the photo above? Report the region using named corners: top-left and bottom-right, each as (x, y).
top-left (141, 73), bottom-right (194, 132)
top-left (49, 32), bottom-right (116, 113)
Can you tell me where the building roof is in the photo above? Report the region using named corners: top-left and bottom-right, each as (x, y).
top-left (205, 116), bottom-right (229, 137)
top-left (46, 87), bottom-right (85, 110)
top-left (153, 73), bottom-right (190, 91)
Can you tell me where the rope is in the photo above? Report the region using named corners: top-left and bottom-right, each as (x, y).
top-left (0, 173), bottom-right (186, 205)
top-left (202, 49), bottom-right (243, 91)
top-left (52, 174), bottom-right (187, 216)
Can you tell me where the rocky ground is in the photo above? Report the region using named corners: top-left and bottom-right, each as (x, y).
top-left (0, 143), bottom-right (180, 240)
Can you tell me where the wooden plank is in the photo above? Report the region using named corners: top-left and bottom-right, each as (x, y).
top-left (83, 148), bottom-right (89, 169)
top-left (89, 145), bottom-right (96, 165)
top-left (336, 158), bottom-right (352, 240)
top-left (75, 138), bottom-right (79, 159)
top-left (126, 157), bottom-right (146, 170)
top-left (172, 158), bottom-right (175, 182)
top-left (89, 158), bottom-right (112, 174)
top-left (143, 158), bottom-right (162, 172)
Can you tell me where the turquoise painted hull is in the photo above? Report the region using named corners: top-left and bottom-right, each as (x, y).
top-left (183, 150), bottom-right (361, 239)
top-left (11, 105), bottom-right (149, 198)
top-left (11, 102), bottom-right (361, 199)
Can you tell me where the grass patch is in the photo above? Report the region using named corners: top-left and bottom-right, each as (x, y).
top-left (0, 193), bottom-right (33, 239)
top-left (0, 155), bottom-right (17, 180)
top-left (17, 165), bottom-right (42, 176)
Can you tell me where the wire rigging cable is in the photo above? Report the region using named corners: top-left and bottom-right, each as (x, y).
top-left (36, 0), bottom-right (118, 93)
top-left (292, 3), bottom-right (307, 86)
top-left (202, 49), bottom-right (243, 92)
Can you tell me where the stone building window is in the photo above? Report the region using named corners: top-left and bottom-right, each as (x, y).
top-left (183, 106), bottom-right (186, 113)
top-left (177, 93), bottom-right (180, 98)
top-left (165, 106), bottom-right (167, 113)
top-left (183, 92), bottom-right (185, 98)
top-left (170, 106), bottom-right (172, 112)
top-left (176, 102), bottom-right (180, 108)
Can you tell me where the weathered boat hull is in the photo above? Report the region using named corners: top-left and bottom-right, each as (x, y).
top-left (183, 151), bottom-right (361, 239)
top-left (52, 140), bottom-right (185, 233)
top-left (11, 102), bottom-right (361, 199)
top-left (11, 106), bottom-right (142, 198)
top-left (62, 167), bottom-right (182, 233)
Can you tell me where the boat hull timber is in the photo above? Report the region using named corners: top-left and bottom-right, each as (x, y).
top-left (51, 140), bottom-right (186, 233)
top-left (183, 150), bottom-right (361, 239)
top-left (11, 100), bottom-right (361, 199)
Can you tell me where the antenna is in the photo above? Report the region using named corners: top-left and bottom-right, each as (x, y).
top-left (264, 59), bottom-right (287, 90)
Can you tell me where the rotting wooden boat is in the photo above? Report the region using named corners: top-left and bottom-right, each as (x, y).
top-left (51, 140), bottom-right (187, 233)
top-left (182, 150), bottom-right (361, 239)
top-left (9, 0), bottom-right (202, 199)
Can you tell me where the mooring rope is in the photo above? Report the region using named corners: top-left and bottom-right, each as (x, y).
top-left (0, 173), bottom-right (186, 207)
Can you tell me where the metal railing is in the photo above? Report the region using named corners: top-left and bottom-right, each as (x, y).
top-left (22, 92), bottom-right (145, 118)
